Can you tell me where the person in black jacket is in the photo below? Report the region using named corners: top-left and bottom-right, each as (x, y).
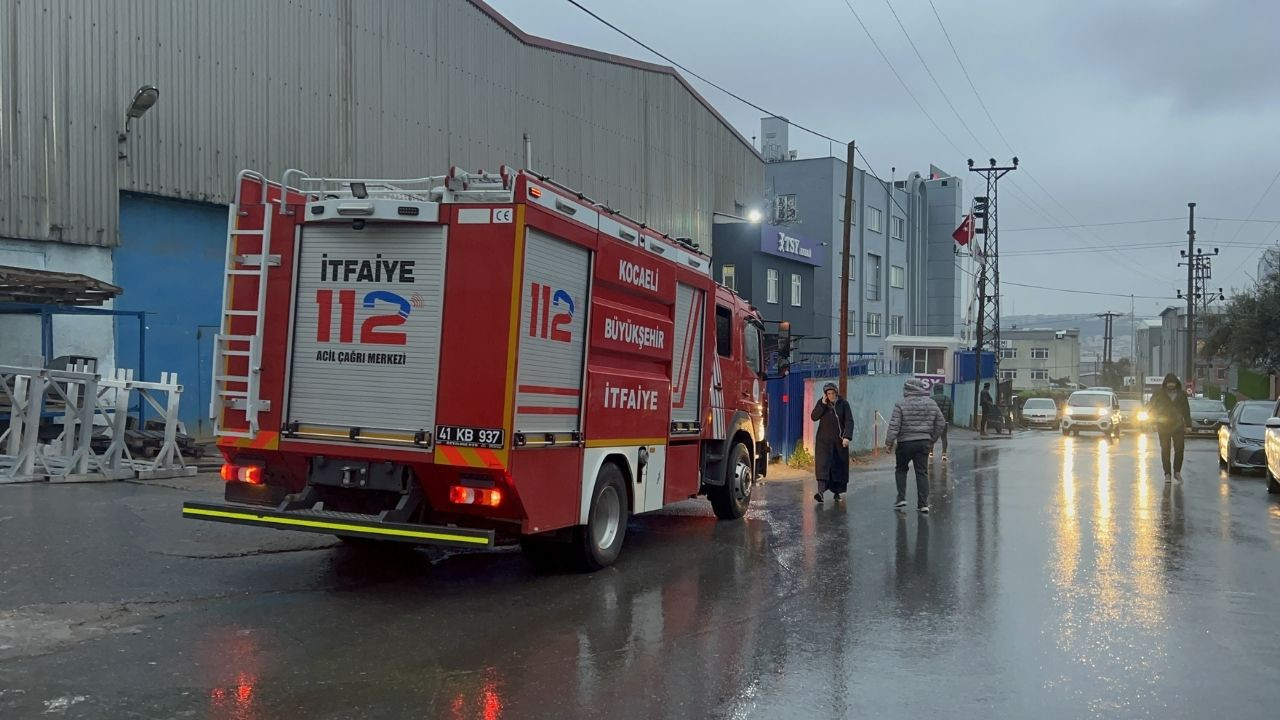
top-left (1147, 372), bottom-right (1192, 482)
top-left (811, 382), bottom-right (854, 503)
top-left (980, 382), bottom-right (995, 436)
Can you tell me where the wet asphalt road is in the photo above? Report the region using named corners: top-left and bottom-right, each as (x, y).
top-left (3, 431), bottom-right (1280, 719)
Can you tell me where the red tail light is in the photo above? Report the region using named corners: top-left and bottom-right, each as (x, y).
top-left (449, 485), bottom-right (502, 507)
top-left (221, 463), bottom-right (263, 485)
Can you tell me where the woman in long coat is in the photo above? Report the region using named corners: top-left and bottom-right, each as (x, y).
top-left (811, 382), bottom-right (854, 502)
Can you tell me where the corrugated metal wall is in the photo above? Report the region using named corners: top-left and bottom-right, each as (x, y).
top-left (0, 0), bottom-right (762, 249)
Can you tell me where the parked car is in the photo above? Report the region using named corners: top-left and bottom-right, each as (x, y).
top-left (1217, 400), bottom-right (1273, 475)
top-left (1061, 389), bottom-right (1122, 439)
top-left (1188, 397), bottom-right (1230, 436)
top-left (1021, 397), bottom-right (1060, 429)
top-left (1117, 399), bottom-right (1148, 431)
top-left (1264, 399), bottom-right (1280, 494)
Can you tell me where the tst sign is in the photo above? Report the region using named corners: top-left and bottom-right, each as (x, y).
top-left (777, 232), bottom-right (812, 259)
top-left (759, 225), bottom-right (823, 266)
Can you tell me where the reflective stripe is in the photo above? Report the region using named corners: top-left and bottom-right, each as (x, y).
top-left (181, 506), bottom-right (491, 545)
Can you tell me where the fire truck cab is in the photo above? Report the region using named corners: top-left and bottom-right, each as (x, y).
top-left (182, 167), bottom-right (776, 570)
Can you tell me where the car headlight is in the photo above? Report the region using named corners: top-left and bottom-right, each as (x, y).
top-left (1137, 410), bottom-right (1149, 421)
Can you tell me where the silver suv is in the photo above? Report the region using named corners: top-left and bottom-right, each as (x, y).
top-left (1061, 390), bottom-right (1122, 439)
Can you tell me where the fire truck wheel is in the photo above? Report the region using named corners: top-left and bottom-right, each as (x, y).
top-left (710, 442), bottom-right (753, 520)
top-left (574, 463), bottom-right (629, 571)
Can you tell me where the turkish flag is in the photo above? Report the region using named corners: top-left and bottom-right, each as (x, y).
top-left (953, 214), bottom-right (974, 246)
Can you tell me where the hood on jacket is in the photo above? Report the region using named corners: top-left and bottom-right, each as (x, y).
top-left (1162, 373), bottom-right (1183, 391)
top-left (904, 379), bottom-right (929, 397)
top-left (822, 382), bottom-right (840, 396)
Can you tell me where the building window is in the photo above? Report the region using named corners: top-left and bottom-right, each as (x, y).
top-left (891, 216), bottom-right (905, 240)
top-left (897, 347), bottom-right (946, 374)
top-left (847, 309), bottom-right (857, 335)
top-left (866, 254), bottom-right (881, 300)
top-left (1000, 369), bottom-right (1017, 381)
top-left (1031, 347), bottom-right (1049, 360)
top-left (766, 269), bottom-right (779, 304)
top-left (890, 265), bottom-right (905, 289)
top-left (866, 206), bottom-right (883, 233)
top-left (838, 196), bottom-right (856, 224)
top-left (1216, 366), bottom-right (1227, 380)
top-left (1031, 369), bottom-right (1049, 380)
top-left (715, 306), bottom-right (732, 357)
top-left (1000, 347), bottom-right (1017, 359)
top-left (721, 265), bottom-right (735, 291)
top-left (790, 273), bottom-right (802, 307)
top-left (890, 315), bottom-right (903, 335)
top-left (774, 194), bottom-right (796, 223)
top-left (866, 312), bottom-right (882, 337)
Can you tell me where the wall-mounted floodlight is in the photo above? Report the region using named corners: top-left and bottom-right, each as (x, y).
top-left (118, 85), bottom-right (160, 157)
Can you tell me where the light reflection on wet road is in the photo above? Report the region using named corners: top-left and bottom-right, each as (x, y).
top-left (2, 431), bottom-right (1279, 718)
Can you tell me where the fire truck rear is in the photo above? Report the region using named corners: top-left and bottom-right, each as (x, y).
top-left (183, 167), bottom-right (776, 570)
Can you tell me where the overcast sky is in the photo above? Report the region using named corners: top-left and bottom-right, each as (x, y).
top-left (487, 0), bottom-right (1280, 320)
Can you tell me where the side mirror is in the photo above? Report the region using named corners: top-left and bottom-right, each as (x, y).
top-left (1266, 418), bottom-right (1280, 430)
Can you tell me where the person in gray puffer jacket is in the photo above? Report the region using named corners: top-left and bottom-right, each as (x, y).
top-left (885, 378), bottom-right (946, 513)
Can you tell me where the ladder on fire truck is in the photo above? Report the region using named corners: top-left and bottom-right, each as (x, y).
top-left (209, 171), bottom-right (278, 439)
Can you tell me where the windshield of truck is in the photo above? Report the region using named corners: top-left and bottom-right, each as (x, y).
top-left (1068, 393), bottom-right (1110, 408)
top-left (1189, 399), bottom-right (1226, 413)
top-left (1023, 398), bottom-right (1056, 410)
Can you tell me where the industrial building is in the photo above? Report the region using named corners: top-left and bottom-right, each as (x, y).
top-left (996, 328), bottom-right (1081, 390)
top-left (0, 0), bottom-right (763, 435)
top-left (752, 118), bottom-right (966, 358)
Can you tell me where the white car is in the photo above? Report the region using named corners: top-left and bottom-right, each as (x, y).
top-left (1264, 398), bottom-right (1280, 494)
top-left (1061, 389), bottom-right (1122, 439)
top-left (1021, 397), bottom-right (1060, 429)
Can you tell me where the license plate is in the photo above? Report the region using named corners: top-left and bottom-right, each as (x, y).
top-left (435, 425), bottom-right (505, 448)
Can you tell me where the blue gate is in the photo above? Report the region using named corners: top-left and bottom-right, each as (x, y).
top-left (766, 353), bottom-right (881, 461)
top-left (115, 192), bottom-right (228, 438)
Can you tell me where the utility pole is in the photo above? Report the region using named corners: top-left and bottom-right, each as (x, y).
top-left (968, 157), bottom-right (1018, 430)
top-left (1183, 202), bottom-right (1195, 385)
top-left (1176, 203), bottom-right (1224, 389)
top-left (838, 141), bottom-right (855, 396)
top-left (1097, 311), bottom-right (1120, 387)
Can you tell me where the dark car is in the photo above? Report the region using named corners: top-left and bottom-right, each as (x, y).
top-left (1218, 400), bottom-right (1272, 474)
top-left (1188, 398), bottom-right (1230, 436)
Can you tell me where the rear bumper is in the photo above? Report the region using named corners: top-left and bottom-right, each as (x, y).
top-left (181, 501), bottom-right (495, 548)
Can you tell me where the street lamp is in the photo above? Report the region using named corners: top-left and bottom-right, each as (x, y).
top-left (118, 85), bottom-right (160, 158)
top-left (746, 208), bottom-right (764, 224)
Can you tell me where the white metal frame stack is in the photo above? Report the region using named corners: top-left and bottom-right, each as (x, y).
top-left (0, 364), bottom-right (195, 483)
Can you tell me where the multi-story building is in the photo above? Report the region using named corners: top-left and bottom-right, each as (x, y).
top-left (996, 328), bottom-right (1081, 390)
top-left (1159, 306), bottom-right (1229, 389)
top-left (711, 220), bottom-right (825, 352)
top-left (758, 118), bottom-right (965, 358)
top-left (1136, 325), bottom-right (1163, 381)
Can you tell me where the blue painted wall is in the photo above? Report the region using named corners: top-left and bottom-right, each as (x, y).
top-left (115, 192), bottom-right (227, 438)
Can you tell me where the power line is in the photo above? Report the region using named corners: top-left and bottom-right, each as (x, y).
top-left (558, 1), bottom-right (918, 222)
top-left (559, 1), bottom-right (844, 145)
top-left (880, 0), bottom-right (986, 151)
top-left (915, 0), bottom-right (1173, 285)
top-left (1004, 217), bottom-right (1182, 232)
top-left (926, 0), bottom-right (1016, 153)
top-left (1220, 166), bottom-right (1280, 281)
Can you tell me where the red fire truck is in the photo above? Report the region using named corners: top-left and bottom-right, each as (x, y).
top-left (182, 167), bottom-right (778, 569)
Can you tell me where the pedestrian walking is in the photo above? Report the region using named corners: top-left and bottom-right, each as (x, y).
top-left (1147, 372), bottom-right (1191, 483)
top-left (886, 378), bottom-right (946, 513)
top-left (811, 382), bottom-right (854, 503)
top-left (931, 384), bottom-right (952, 459)
top-left (980, 382), bottom-right (995, 436)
